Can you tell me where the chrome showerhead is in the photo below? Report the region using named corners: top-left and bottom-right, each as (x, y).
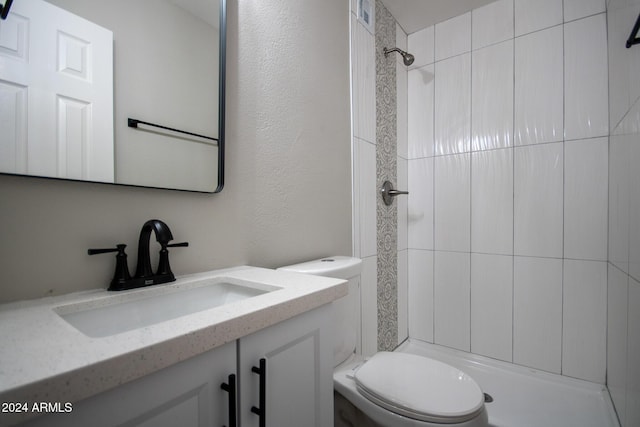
top-left (402, 52), bottom-right (415, 66)
top-left (383, 47), bottom-right (415, 66)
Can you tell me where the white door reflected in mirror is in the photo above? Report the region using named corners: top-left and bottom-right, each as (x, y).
top-left (0, 0), bottom-right (114, 182)
top-left (0, 0), bottom-right (225, 193)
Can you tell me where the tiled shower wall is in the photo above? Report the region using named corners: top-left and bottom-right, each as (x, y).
top-left (375, 3), bottom-right (399, 351)
top-left (606, 0), bottom-right (640, 425)
top-left (407, 0), bottom-right (609, 384)
top-left (353, 0), bottom-right (640, 422)
top-left (351, 0), bottom-right (409, 355)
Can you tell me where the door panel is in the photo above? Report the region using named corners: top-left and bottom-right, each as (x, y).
top-left (0, 0), bottom-right (113, 181)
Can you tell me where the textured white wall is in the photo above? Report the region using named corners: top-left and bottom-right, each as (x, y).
top-left (0, 0), bottom-right (352, 302)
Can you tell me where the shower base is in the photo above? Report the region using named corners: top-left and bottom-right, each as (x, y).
top-left (396, 339), bottom-right (620, 427)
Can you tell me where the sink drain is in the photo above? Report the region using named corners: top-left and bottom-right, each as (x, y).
top-left (484, 393), bottom-right (494, 403)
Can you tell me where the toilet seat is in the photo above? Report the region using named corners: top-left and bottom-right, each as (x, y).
top-left (354, 352), bottom-right (485, 424)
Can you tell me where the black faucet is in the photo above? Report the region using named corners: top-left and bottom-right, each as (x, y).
top-left (88, 219), bottom-right (188, 291)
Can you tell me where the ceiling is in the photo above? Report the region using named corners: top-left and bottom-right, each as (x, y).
top-left (379, 0), bottom-right (498, 34)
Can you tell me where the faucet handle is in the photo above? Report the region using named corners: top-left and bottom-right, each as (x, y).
top-left (88, 244), bottom-right (132, 290)
top-left (167, 242), bottom-right (189, 248)
top-left (156, 241), bottom-right (188, 278)
top-left (88, 245), bottom-right (123, 255)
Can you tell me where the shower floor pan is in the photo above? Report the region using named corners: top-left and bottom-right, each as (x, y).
top-left (396, 339), bottom-right (619, 427)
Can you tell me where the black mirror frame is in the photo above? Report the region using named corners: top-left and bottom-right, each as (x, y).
top-left (0, 0), bottom-right (227, 194)
top-left (215, 0), bottom-right (226, 193)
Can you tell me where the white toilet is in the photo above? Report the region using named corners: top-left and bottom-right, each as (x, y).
top-left (278, 256), bottom-right (488, 427)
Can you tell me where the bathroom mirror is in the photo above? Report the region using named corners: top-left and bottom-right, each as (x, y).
top-left (0, 0), bottom-right (226, 193)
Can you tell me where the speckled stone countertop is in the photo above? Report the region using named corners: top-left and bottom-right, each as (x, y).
top-left (0, 266), bottom-right (346, 426)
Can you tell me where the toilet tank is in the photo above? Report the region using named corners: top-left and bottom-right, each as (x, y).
top-left (278, 256), bottom-right (362, 367)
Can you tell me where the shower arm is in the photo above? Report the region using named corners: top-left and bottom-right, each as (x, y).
top-left (383, 47), bottom-right (415, 66)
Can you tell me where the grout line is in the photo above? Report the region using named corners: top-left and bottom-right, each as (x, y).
top-left (561, 0), bottom-right (566, 376)
top-left (469, 10), bottom-right (474, 354)
top-left (432, 22), bottom-right (437, 345)
top-left (412, 135), bottom-right (604, 162)
top-left (604, 0), bottom-right (612, 383)
top-left (512, 0), bottom-right (516, 364)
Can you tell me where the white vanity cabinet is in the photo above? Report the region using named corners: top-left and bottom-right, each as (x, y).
top-left (238, 304), bottom-right (333, 427)
top-left (19, 304), bottom-right (333, 427)
top-left (22, 341), bottom-right (237, 427)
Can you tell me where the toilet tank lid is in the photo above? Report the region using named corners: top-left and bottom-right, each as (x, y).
top-left (277, 256), bottom-right (362, 280)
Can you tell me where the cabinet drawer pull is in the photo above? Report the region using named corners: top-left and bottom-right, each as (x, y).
top-left (250, 358), bottom-right (266, 427)
top-left (220, 373), bottom-right (237, 427)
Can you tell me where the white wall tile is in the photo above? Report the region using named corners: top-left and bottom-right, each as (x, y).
top-left (564, 138), bottom-right (608, 261)
top-left (562, 260), bottom-right (607, 383)
top-left (352, 136), bottom-right (361, 257)
top-left (408, 26), bottom-right (434, 70)
top-left (354, 20), bottom-right (376, 144)
top-left (397, 58), bottom-right (408, 159)
top-left (472, 40), bottom-right (514, 151)
top-left (359, 139), bottom-right (377, 257)
top-left (472, 0), bottom-right (514, 50)
top-left (435, 12), bottom-right (471, 61)
top-left (471, 148), bottom-right (514, 255)
top-left (435, 54), bottom-right (471, 155)
top-left (351, 14), bottom-right (360, 140)
top-left (564, 0), bottom-right (606, 22)
top-left (608, 265), bottom-right (628, 426)
top-left (627, 278), bottom-right (640, 427)
top-left (630, 126), bottom-right (640, 282)
top-left (408, 65), bottom-right (434, 159)
top-left (608, 5), bottom-right (632, 132)
top-left (435, 251), bottom-right (470, 351)
top-left (629, 12), bottom-right (640, 118)
top-left (564, 14), bottom-right (609, 141)
top-left (515, 26), bottom-right (564, 146)
top-left (609, 134), bottom-right (630, 274)
top-left (397, 157), bottom-right (408, 251)
top-left (618, 97), bottom-right (640, 136)
top-left (471, 253), bottom-right (513, 362)
top-left (408, 249), bottom-right (434, 342)
top-left (360, 255), bottom-right (378, 357)
top-left (608, 3), bottom-right (640, 415)
top-left (435, 154), bottom-right (471, 252)
top-left (396, 23), bottom-right (407, 57)
top-left (408, 157), bottom-right (434, 250)
top-left (513, 256), bottom-right (562, 373)
top-left (607, 2), bottom-right (640, 133)
top-left (397, 0), bottom-right (626, 390)
top-left (514, 143), bottom-right (563, 258)
top-left (515, 0), bottom-right (563, 37)
top-left (398, 249), bottom-right (408, 344)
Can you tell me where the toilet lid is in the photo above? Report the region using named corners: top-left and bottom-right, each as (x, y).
top-left (354, 352), bottom-right (485, 423)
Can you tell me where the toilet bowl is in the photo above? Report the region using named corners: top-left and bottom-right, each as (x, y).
top-left (278, 257), bottom-right (488, 427)
top-left (334, 353), bottom-right (488, 426)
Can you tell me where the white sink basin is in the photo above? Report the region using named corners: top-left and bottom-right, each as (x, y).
top-left (54, 277), bottom-right (280, 338)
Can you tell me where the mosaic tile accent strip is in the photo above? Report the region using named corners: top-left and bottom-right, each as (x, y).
top-left (375, 0), bottom-right (397, 352)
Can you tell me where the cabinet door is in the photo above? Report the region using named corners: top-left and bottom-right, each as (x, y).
top-left (23, 341), bottom-right (236, 427)
top-left (238, 305), bottom-right (333, 427)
